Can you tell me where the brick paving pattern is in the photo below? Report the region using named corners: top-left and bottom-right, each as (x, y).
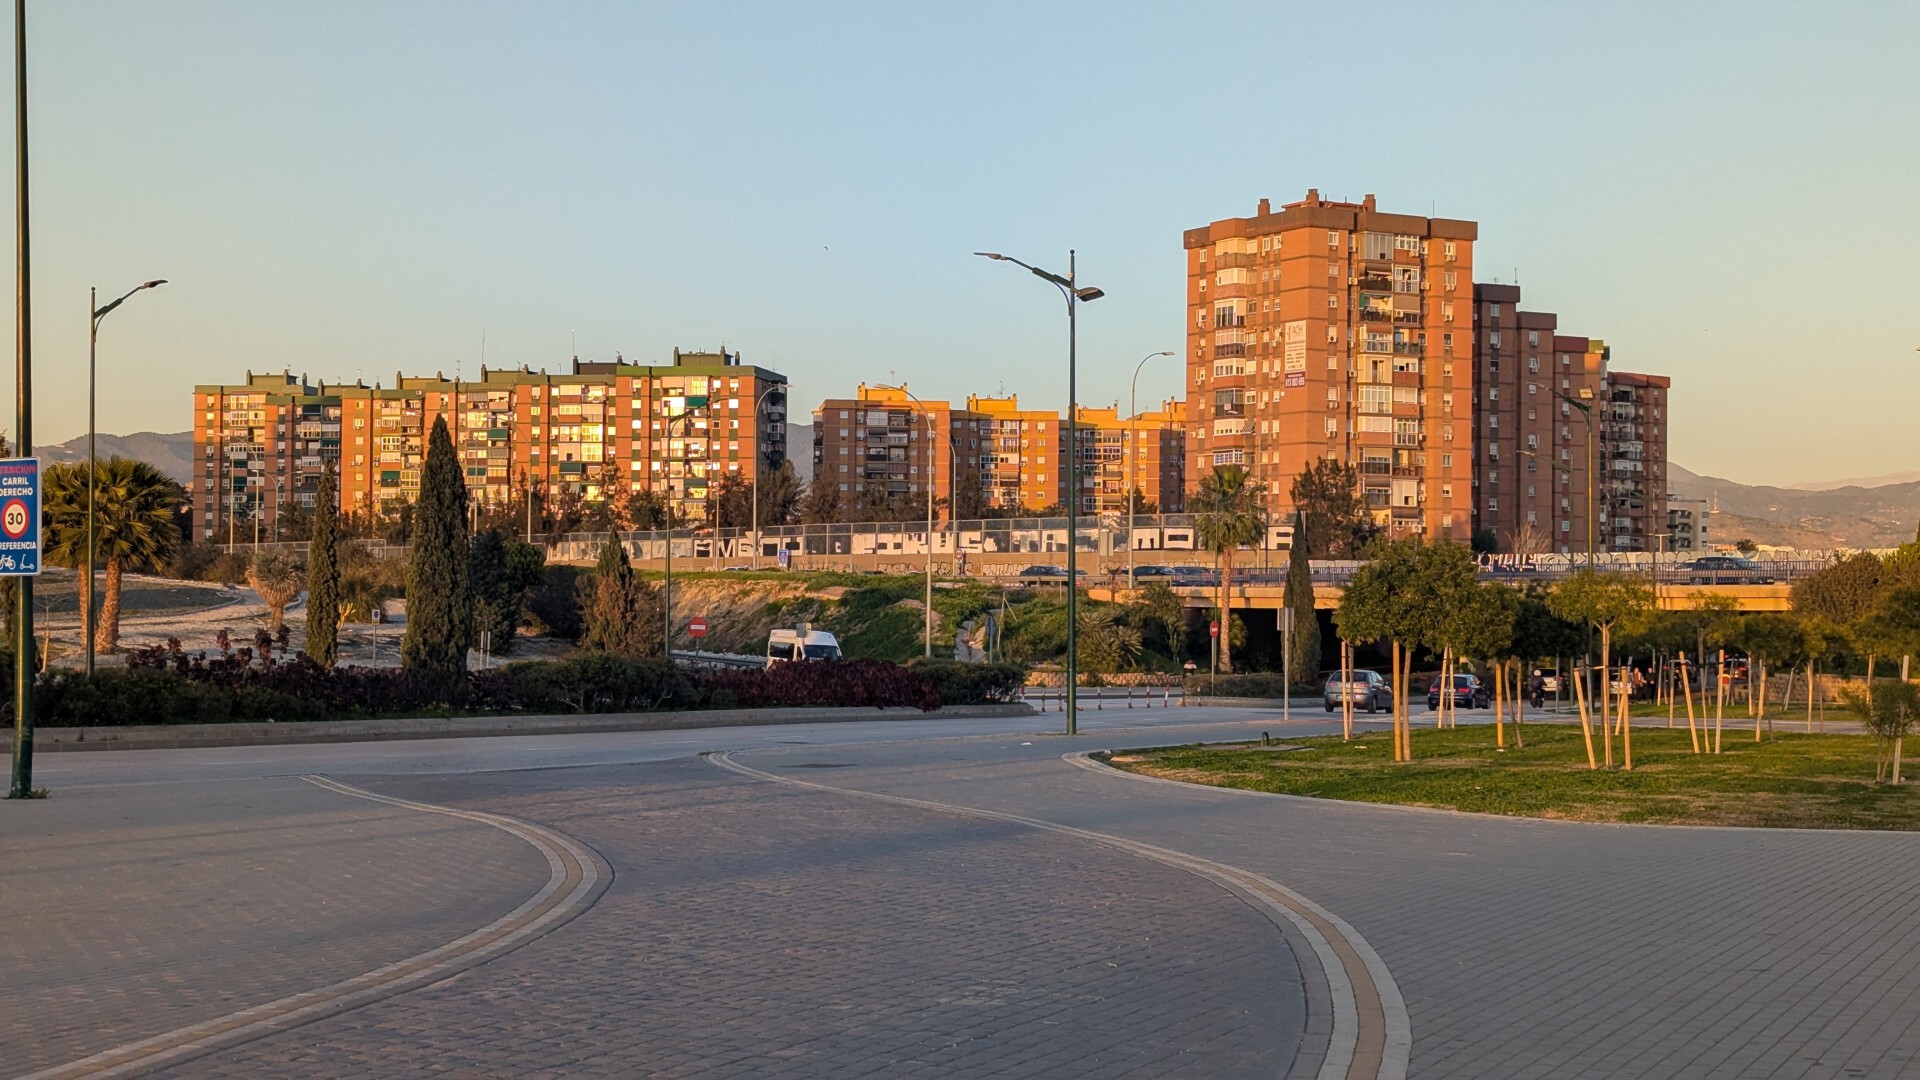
top-left (163, 758), bottom-right (1306, 1078)
top-left (0, 776), bottom-right (547, 1075)
top-left (730, 737), bottom-right (1920, 1079)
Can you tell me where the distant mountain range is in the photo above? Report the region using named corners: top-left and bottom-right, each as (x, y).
top-left (1670, 464), bottom-right (1920, 550)
top-left (38, 430), bottom-right (195, 484)
top-left (36, 427), bottom-right (1916, 550)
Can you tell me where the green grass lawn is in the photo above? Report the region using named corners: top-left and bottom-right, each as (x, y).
top-left (1107, 726), bottom-right (1920, 830)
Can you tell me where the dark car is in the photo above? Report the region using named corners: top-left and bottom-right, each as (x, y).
top-left (1324, 670), bottom-right (1392, 713)
top-left (1685, 555), bottom-right (1774, 585)
top-left (1015, 564), bottom-right (1087, 585)
top-left (1428, 673), bottom-right (1489, 711)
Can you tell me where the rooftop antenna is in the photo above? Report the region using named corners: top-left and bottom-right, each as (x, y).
top-left (570, 328), bottom-right (576, 361)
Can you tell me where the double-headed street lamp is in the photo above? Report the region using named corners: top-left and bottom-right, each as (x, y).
top-left (85, 280), bottom-right (167, 675)
top-left (870, 383), bottom-right (937, 658)
top-left (975, 251), bottom-right (1104, 736)
top-left (1126, 350), bottom-right (1174, 591)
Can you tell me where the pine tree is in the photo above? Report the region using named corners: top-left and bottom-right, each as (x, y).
top-left (470, 528), bottom-right (517, 656)
top-left (401, 416), bottom-right (473, 676)
top-left (1285, 511), bottom-right (1320, 686)
top-left (579, 537), bottom-right (662, 657)
top-left (305, 459), bottom-right (342, 666)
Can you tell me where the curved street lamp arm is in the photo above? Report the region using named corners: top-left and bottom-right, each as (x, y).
top-left (92, 279), bottom-right (168, 327)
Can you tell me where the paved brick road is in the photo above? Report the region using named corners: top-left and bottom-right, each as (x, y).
top-left (724, 735), bottom-right (1920, 1079)
top-left (160, 758), bottom-right (1306, 1078)
top-left (0, 776), bottom-right (547, 1076)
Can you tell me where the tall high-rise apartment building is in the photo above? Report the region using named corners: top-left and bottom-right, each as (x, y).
top-left (1472, 282), bottom-right (1672, 554)
top-left (1600, 371), bottom-right (1670, 552)
top-left (191, 349), bottom-right (786, 540)
top-left (1183, 191), bottom-right (1477, 540)
top-left (810, 385), bottom-right (983, 519)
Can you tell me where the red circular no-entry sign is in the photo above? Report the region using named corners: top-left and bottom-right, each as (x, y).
top-left (687, 616), bottom-right (709, 639)
top-left (1208, 620), bottom-right (1220, 638)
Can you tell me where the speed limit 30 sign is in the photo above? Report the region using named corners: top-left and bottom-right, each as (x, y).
top-left (0, 458), bottom-right (41, 576)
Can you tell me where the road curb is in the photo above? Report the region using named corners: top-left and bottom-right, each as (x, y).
top-left (16, 776), bottom-right (612, 1080)
top-left (15, 702), bottom-right (1038, 753)
top-left (707, 747), bottom-right (1407, 1080)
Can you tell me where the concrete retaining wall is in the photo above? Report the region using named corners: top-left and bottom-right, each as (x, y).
top-left (11, 702), bottom-right (1038, 753)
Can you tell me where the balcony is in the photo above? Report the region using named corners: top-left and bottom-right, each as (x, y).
top-left (1393, 311), bottom-right (1421, 325)
top-left (1356, 273), bottom-right (1393, 291)
top-left (1359, 306), bottom-right (1395, 324)
top-left (1213, 342), bottom-right (1247, 359)
top-left (1393, 341), bottom-right (1422, 356)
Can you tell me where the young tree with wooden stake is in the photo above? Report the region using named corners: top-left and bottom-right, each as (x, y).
top-left (1715, 650), bottom-right (1727, 754)
top-left (1548, 569), bottom-right (1652, 771)
top-left (1680, 652), bottom-right (1700, 753)
top-left (1570, 654), bottom-right (1598, 769)
top-left (1335, 538), bottom-right (1429, 762)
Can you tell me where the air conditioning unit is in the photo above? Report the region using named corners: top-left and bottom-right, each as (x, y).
top-left (1348, 277), bottom-right (1358, 285)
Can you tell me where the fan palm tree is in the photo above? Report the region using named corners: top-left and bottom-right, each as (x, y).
top-left (44, 457), bottom-right (185, 654)
top-left (1193, 464), bottom-right (1266, 673)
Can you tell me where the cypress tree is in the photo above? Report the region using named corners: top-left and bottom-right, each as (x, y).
top-left (579, 538), bottom-right (662, 657)
top-left (1286, 511), bottom-right (1321, 687)
top-left (401, 416), bottom-right (472, 676)
top-left (470, 527), bottom-right (517, 656)
top-left (305, 458), bottom-right (342, 666)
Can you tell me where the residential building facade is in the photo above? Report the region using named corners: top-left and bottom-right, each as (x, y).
top-left (1073, 400), bottom-right (1188, 514)
top-left (191, 349), bottom-right (786, 540)
top-left (965, 394), bottom-right (1065, 512)
top-left (810, 384), bottom-right (983, 519)
top-left (1183, 191), bottom-right (1477, 540)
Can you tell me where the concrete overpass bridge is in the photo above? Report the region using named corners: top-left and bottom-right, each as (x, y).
top-left (1088, 581), bottom-right (1794, 614)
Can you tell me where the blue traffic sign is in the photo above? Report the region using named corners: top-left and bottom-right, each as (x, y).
top-left (0, 458), bottom-right (42, 576)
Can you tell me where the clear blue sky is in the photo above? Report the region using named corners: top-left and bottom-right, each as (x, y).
top-left (4, 1), bottom-right (1916, 486)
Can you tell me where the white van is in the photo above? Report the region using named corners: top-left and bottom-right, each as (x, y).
top-left (767, 628), bottom-right (843, 667)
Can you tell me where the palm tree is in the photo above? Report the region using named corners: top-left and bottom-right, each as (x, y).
top-left (44, 457), bottom-right (185, 654)
top-left (1193, 464), bottom-right (1266, 673)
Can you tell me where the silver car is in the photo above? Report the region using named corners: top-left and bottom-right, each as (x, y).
top-left (1324, 670), bottom-right (1392, 713)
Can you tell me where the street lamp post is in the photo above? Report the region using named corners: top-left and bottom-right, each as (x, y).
top-left (976, 251), bottom-right (1104, 736)
top-left (8, 0), bottom-right (34, 799)
top-left (872, 383), bottom-right (936, 658)
top-left (85, 279), bottom-right (167, 677)
top-left (661, 412), bottom-right (698, 661)
top-left (747, 381), bottom-right (785, 571)
top-left (1126, 350), bottom-right (1173, 591)
top-left (1556, 390), bottom-right (1597, 566)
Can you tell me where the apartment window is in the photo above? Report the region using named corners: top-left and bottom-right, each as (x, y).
top-left (1560, 353), bottom-right (1570, 368)
top-left (1328, 260), bottom-right (1338, 277)
top-left (1442, 302), bottom-right (1454, 323)
top-left (1443, 271), bottom-right (1457, 290)
top-left (1328, 230), bottom-right (1339, 247)
top-left (1441, 453), bottom-right (1453, 468)
top-left (1489, 387), bottom-right (1500, 401)
top-left (1442, 332), bottom-right (1453, 349)
top-left (1561, 520), bottom-right (1570, 533)
top-left (1324, 417), bottom-right (1338, 437)
top-left (1528, 330), bottom-right (1540, 347)
top-left (1327, 294), bottom-right (1338, 308)
top-left (1489, 331), bottom-right (1501, 348)
top-left (1442, 513), bottom-right (1454, 529)
top-left (1528, 357), bottom-right (1540, 374)
top-left (1441, 484), bottom-right (1453, 499)
top-left (1443, 363), bottom-right (1453, 379)
top-left (1443, 241), bottom-right (1456, 260)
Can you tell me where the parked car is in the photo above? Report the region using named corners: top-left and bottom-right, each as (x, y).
top-left (1015, 564), bottom-right (1087, 585)
top-left (1428, 673), bottom-right (1490, 711)
top-left (1324, 670), bottom-right (1393, 713)
top-left (1685, 555), bottom-right (1774, 585)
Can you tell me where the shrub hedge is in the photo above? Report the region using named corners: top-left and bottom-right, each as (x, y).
top-left (22, 643), bottom-right (1025, 727)
top-left (1182, 672), bottom-right (1322, 698)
